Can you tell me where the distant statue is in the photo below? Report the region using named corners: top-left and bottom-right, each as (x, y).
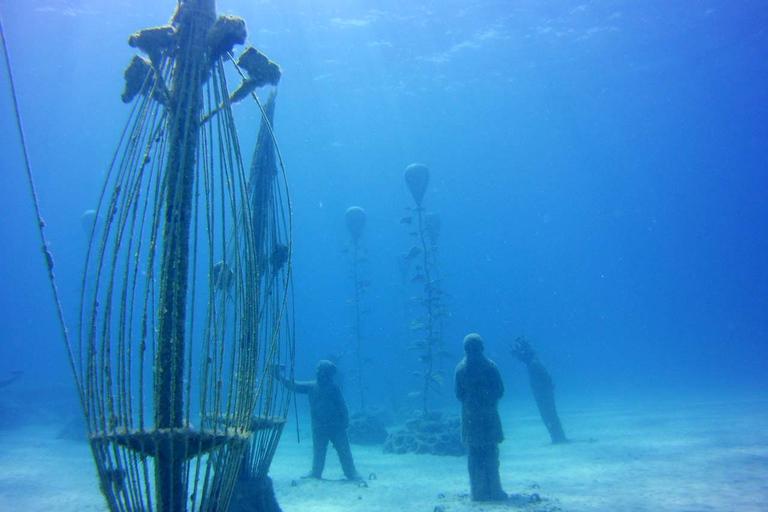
top-left (454, 334), bottom-right (508, 502)
top-left (510, 335), bottom-right (567, 444)
top-left (277, 360), bottom-right (362, 480)
top-left (0, 371), bottom-right (22, 389)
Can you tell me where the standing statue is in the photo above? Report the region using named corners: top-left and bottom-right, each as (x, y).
top-left (454, 334), bottom-right (508, 502)
top-left (510, 335), bottom-right (567, 444)
top-left (278, 360), bottom-right (362, 480)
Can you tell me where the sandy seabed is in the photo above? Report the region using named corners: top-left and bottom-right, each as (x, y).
top-left (1, 399), bottom-right (766, 512)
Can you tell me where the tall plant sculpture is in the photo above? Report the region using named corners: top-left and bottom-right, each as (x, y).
top-left (344, 206), bottom-right (368, 411)
top-left (402, 163), bottom-right (448, 412)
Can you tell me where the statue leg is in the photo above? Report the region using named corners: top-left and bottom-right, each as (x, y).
top-left (330, 429), bottom-right (361, 480)
top-left (538, 388), bottom-right (567, 443)
top-left (484, 445), bottom-right (507, 501)
top-left (306, 428), bottom-right (330, 478)
top-left (467, 445), bottom-right (488, 501)
top-left (544, 413), bottom-right (567, 444)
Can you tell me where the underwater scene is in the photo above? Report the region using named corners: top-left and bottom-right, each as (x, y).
top-left (0, 0), bottom-right (766, 511)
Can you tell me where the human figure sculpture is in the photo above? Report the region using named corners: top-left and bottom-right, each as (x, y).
top-left (454, 334), bottom-right (508, 502)
top-left (510, 335), bottom-right (567, 444)
top-left (278, 360), bottom-right (362, 480)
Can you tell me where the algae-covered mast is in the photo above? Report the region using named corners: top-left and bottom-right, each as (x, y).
top-left (345, 206), bottom-right (369, 411)
top-left (75, 0), bottom-right (290, 511)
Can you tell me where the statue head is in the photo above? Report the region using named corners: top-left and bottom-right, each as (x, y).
top-left (463, 333), bottom-right (484, 359)
top-left (315, 360), bottom-right (337, 383)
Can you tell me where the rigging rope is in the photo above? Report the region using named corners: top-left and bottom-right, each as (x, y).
top-left (0, 10), bottom-right (85, 409)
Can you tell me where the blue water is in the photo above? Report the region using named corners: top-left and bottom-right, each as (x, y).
top-left (0, 0), bottom-right (766, 435)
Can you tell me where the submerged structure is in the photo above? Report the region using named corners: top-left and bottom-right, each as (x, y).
top-left (70, 1), bottom-right (293, 510)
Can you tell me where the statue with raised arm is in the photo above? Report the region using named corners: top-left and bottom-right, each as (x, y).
top-left (278, 360), bottom-right (362, 480)
top-left (510, 335), bottom-right (567, 444)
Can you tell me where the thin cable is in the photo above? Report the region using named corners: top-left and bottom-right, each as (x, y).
top-left (0, 12), bottom-right (85, 408)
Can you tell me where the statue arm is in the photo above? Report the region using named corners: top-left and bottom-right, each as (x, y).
top-left (278, 374), bottom-right (313, 394)
top-left (454, 365), bottom-right (465, 402)
top-left (339, 388), bottom-right (349, 426)
top-left (531, 359), bottom-right (554, 390)
top-left (493, 363), bottom-right (504, 400)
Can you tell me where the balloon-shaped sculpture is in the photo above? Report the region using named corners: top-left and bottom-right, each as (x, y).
top-left (80, 210), bottom-right (97, 234)
top-left (404, 163), bottom-right (430, 207)
top-left (80, 209), bottom-right (105, 240)
top-left (345, 206), bottom-right (367, 243)
top-left (424, 212), bottom-right (441, 245)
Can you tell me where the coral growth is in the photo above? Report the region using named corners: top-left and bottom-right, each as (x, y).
top-left (383, 411), bottom-right (465, 456)
top-left (348, 408), bottom-right (389, 445)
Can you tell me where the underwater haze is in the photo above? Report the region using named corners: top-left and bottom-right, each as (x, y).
top-left (0, 0), bottom-right (767, 510)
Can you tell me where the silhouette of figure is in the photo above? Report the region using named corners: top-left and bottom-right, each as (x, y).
top-left (0, 371), bottom-right (22, 389)
top-left (454, 334), bottom-right (507, 502)
top-left (510, 335), bottom-right (567, 444)
top-left (278, 360), bottom-right (361, 480)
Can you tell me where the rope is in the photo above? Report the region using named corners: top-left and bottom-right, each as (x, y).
top-left (0, 11), bottom-right (86, 409)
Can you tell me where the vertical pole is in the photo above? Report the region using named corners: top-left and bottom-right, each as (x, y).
top-left (353, 242), bottom-right (365, 410)
top-left (417, 208), bottom-right (434, 413)
top-left (154, 1), bottom-right (215, 510)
